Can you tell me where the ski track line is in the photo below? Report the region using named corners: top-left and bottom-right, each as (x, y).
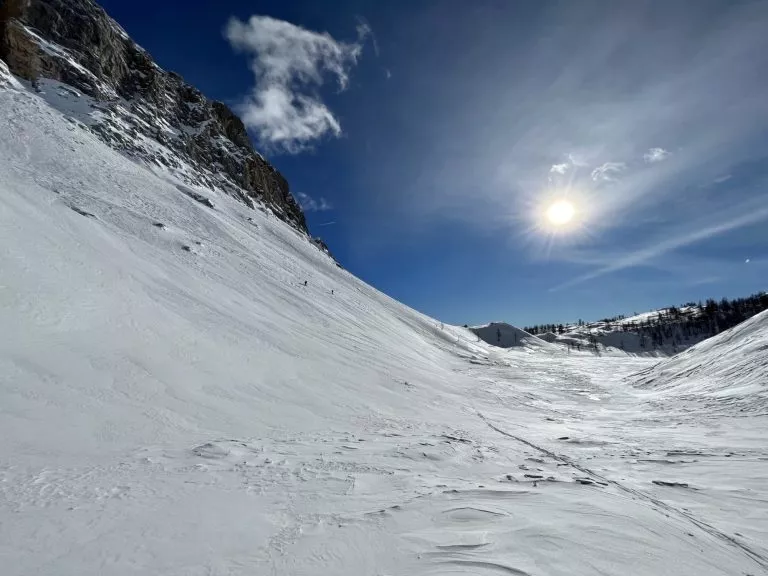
top-left (476, 411), bottom-right (768, 573)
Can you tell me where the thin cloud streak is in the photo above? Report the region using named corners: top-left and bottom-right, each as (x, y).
top-left (551, 199), bottom-right (768, 291)
top-left (357, 17), bottom-right (379, 57)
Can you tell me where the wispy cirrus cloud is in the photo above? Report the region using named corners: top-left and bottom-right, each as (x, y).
top-left (551, 196), bottom-right (768, 291)
top-left (643, 147), bottom-right (670, 163)
top-left (225, 15), bottom-right (368, 153)
top-left (296, 192), bottom-right (332, 212)
top-left (357, 17), bottom-right (378, 56)
top-left (590, 162), bottom-right (626, 182)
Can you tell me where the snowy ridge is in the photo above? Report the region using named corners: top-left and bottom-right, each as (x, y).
top-left (527, 298), bottom-right (767, 359)
top-left (3, 68), bottom-right (768, 575)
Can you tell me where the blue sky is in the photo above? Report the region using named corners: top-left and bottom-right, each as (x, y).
top-left (100, 0), bottom-right (768, 326)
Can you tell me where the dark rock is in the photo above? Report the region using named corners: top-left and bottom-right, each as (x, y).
top-left (652, 480), bottom-right (689, 488)
top-left (312, 237), bottom-right (332, 255)
top-left (69, 205), bottom-right (95, 217)
top-left (1, 0), bottom-right (308, 234)
top-left (176, 185), bottom-right (214, 209)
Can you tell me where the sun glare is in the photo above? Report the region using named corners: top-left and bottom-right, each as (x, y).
top-left (545, 199), bottom-right (575, 226)
top-left (524, 190), bottom-right (590, 254)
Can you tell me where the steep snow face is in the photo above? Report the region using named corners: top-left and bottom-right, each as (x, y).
top-left (3, 71), bottom-right (768, 575)
top-left (631, 310), bottom-right (768, 414)
top-left (0, 73), bottom-right (468, 457)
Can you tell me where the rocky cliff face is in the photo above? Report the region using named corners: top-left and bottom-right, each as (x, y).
top-left (0, 0), bottom-right (307, 232)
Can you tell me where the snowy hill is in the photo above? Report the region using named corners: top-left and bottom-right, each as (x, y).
top-left (4, 15), bottom-right (768, 576)
top-left (631, 310), bottom-right (768, 415)
top-left (525, 299), bottom-right (767, 358)
top-left (470, 322), bottom-right (556, 352)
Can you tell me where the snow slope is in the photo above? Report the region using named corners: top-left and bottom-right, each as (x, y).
top-left (470, 322), bottom-right (556, 351)
top-left (632, 310), bottom-right (768, 414)
top-left (3, 64), bottom-right (768, 575)
top-left (531, 306), bottom-right (714, 358)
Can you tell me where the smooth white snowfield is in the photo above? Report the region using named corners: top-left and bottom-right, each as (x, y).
top-left (2, 67), bottom-right (768, 576)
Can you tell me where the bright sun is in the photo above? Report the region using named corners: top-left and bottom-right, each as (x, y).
top-left (545, 199), bottom-right (575, 226)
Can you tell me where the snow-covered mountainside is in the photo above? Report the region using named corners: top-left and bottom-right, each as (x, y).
top-left (3, 56), bottom-right (768, 576)
top-left (0, 0), bottom-right (306, 231)
top-left (526, 299), bottom-right (768, 358)
top-left (631, 310), bottom-right (768, 415)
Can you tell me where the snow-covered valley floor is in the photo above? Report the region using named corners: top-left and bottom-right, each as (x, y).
top-left (2, 64), bottom-right (768, 575)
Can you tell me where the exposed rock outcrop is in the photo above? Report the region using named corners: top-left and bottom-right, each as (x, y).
top-left (0, 0), bottom-right (308, 232)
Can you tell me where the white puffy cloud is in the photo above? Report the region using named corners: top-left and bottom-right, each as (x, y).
top-left (643, 147), bottom-right (670, 163)
top-left (591, 162), bottom-right (626, 182)
top-left (550, 163), bottom-right (569, 174)
top-left (225, 15), bottom-right (368, 153)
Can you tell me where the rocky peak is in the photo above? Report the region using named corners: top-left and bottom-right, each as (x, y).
top-left (0, 0), bottom-right (309, 233)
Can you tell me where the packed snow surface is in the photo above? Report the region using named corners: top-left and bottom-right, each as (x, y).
top-left (2, 65), bottom-right (768, 575)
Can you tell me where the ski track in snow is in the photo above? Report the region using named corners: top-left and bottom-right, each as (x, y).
top-left (2, 62), bottom-right (768, 575)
